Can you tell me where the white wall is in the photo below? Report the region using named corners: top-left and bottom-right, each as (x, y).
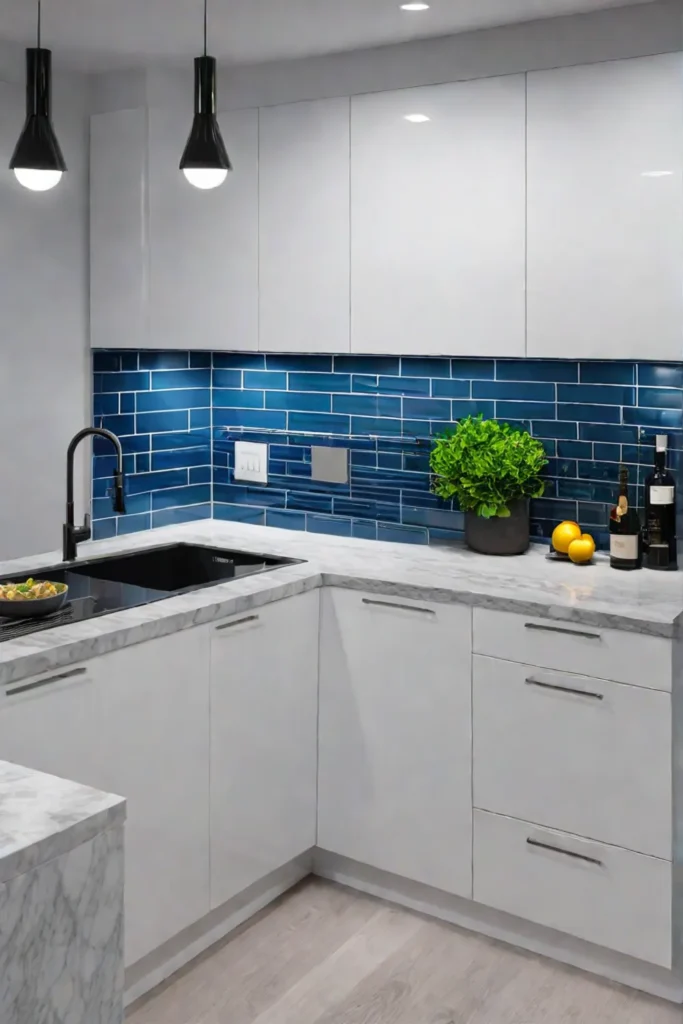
top-left (0, 59), bottom-right (90, 560)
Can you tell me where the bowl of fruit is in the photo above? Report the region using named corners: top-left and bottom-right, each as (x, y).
top-left (0, 578), bottom-right (69, 618)
top-left (550, 522), bottom-right (596, 565)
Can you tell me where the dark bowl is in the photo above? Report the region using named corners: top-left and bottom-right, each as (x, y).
top-left (0, 583), bottom-right (69, 619)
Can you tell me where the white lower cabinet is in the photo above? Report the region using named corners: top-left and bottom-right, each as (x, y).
top-left (474, 809), bottom-right (672, 968)
top-left (209, 591), bottom-right (319, 909)
top-left (317, 589), bottom-right (472, 897)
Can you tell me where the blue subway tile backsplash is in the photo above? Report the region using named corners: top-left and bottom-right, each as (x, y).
top-left (93, 351), bottom-right (683, 548)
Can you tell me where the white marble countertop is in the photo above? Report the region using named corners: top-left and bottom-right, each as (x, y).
top-left (0, 521), bottom-right (680, 686)
top-left (0, 760), bottom-right (125, 883)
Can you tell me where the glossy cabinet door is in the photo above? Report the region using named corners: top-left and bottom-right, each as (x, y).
top-left (527, 53), bottom-right (683, 361)
top-left (209, 592), bottom-right (319, 909)
top-left (259, 97), bottom-right (351, 353)
top-left (148, 106), bottom-right (259, 351)
top-left (318, 589), bottom-right (473, 897)
top-left (351, 76), bottom-right (526, 356)
top-left (90, 108), bottom-right (147, 350)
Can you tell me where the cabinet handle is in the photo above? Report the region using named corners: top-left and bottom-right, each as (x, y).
top-left (5, 666), bottom-right (88, 698)
top-left (526, 837), bottom-right (603, 867)
top-left (362, 598), bottom-right (435, 616)
top-left (525, 677), bottom-right (603, 701)
top-left (524, 622), bottom-right (601, 641)
top-left (215, 615), bottom-right (259, 632)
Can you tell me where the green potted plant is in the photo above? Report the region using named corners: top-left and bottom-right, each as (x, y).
top-left (430, 415), bottom-right (547, 555)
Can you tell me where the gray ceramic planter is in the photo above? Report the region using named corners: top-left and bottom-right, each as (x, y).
top-left (464, 498), bottom-right (530, 556)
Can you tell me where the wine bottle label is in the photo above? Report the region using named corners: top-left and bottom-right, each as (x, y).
top-left (616, 495), bottom-right (628, 518)
top-left (611, 535), bottom-right (638, 560)
top-left (650, 486), bottom-right (674, 505)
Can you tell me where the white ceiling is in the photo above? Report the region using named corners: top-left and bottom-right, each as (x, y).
top-left (0, 0), bottom-right (658, 71)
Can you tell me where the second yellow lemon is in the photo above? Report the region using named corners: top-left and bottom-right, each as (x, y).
top-left (552, 521), bottom-right (582, 554)
top-left (568, 534), bottom-right (596, 564)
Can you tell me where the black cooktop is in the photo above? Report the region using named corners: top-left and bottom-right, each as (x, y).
top-left (0, 543), bottom-right (301, 643)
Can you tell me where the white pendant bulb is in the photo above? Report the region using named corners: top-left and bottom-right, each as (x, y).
top-left (182, 167), bottom-right (228, 191)
top-left (14, 168), bottom-right (62, 191)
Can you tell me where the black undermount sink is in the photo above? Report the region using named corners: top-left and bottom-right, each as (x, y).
top-left (0, 544), bottom-right (303, 642)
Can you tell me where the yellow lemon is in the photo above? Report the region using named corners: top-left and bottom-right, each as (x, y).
top-left (568, 534), bottom-right (596, 564)
top-left (552, 521), bottom-right (582, 554)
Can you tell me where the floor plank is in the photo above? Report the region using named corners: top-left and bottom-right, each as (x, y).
top-left (127, 879), bottom-right (681, 1024)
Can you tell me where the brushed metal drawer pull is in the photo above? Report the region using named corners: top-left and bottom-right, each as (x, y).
top-left (525, 677), bottom-right (603, 700)
top-left (524, 622), bottom-right (601, 641)
top-left (6, 666), bottom-right (87, 697)
top-left (362, 599), bottom-right (435, 616)
top-left (526, 837), bottom-right (603, 867)
top-left (215, 615), bottom-right (259, 632)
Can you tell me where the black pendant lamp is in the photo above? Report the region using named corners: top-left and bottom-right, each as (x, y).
top-left (10, 0), bottom-right (66, 192)
top-left (180, 0), bottom-right (231, 190)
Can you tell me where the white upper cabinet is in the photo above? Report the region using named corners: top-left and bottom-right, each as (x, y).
top-left (90, 109), bottom-right (147, 350)
top-left (527, 53), bottom-right (683, 362)
top-left (350, 75), bottom-right (526, 357)
top-left (149, 106), bottom-right (259, 351)
top-left (259, 97), bottom-right (351, 353)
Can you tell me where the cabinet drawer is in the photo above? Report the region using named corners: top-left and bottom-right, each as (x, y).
top-left (473, 810), bottom-right (671, 968)
top-left (473, 609), bottom-right (671, 690)
top-left (473, 656), bottom-right (671, 858)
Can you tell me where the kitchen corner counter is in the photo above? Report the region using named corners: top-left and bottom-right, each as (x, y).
top-left (0, 521), bottom-right (681, 686)
top-left (0, 760), bottom-right (125, 884)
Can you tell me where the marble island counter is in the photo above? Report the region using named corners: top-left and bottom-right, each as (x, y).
top-left (0, 520), bottom-right (681, 686)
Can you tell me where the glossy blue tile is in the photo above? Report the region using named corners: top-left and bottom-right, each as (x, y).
top-left (94, 432), bottom-right (149, 456)
top-left (214, 483), bottom-right (286, 508)
top-left (266, 509), bottom-right (307, 531)
top-left (137, 389), bottom-right (210, 412)
top-left (557, 403), bottom-right (621, 424)
top-left (289, 412), bottom-right (350, 435)
top-left (594, 442), bottom-right (621, 462)
top-left (496, 360), bottom-right (577, 383)
top-left (557, 479), bottom-right (615, 502)
top-left (579, 423), bottom-right (639, 444)
top-left (270, 444), bottom-right (306, 462)
top-left (333, 498), bottom-right (400, 523)
top-left (287, 491), bottom-right (334, 514)
top-left (101, 414), bottom-right (135, 436)
top-left (450, 400), bottom-right (495, 420)
top-left (190, 408), bottom-right (211, 429)
top-left (335, 356), bottom-right (400, 375)
top-left (451, 359), bottom-right (494, 380)
top-left (120, 353), bottom-right (139, 370)
top-left (190, 352), bottom-right (211, 368)
top-left (579, 362), bottom-right (635, 385)
top-left (96, 371), bottom-right (150, 393)
top-left (190, 466), bottom-right (212, 484)
top-left (539, 439), bottom-right (556, 457)
top-left (428, 527), bottom-right (464, 545)
top-left (213, 503), bottom-right (265, 525)
top-left (136, 410), bottom-right (189, 434)
top-left (214, 409), bottom-right (287, 431)
top-left (92, 518), bottom-right (117, 540)
top-left (213, 353), bottom-right (265, 369)
top-left (474, 381), bottom-right (555, 402)
top-left (624, 406), bottom-right (683, 429)
top-left (530, 497), bottom-right (578, 521)
top-left (431, 379), bottom-right (471, 399)
top-left (268, 391), bottom-right (332, 413)
top-left (136, 453), bottom-right (150, 474)
top-left (244, 370), bottom-right (288, 390)
top-left (139, 351), bottom-right (189, 370)
top-left (120, 393), bottom-right (135, 414)
top-left (307, 514), bottom-right (352, 537)
top-left (400, 357), bottom-right (450, 378)
top-left (638, 363), bottom-right (683, 388)
top-left (94, 393), bottom-right (119, 417)
top-left (151, 429), bottom-right (205, 450)
top-left (558, 384), bottom-right (634, 405)
top-left (93, 492), bottom-right (151, 520)
top-left (127, 469), bottom-right (188, 495)
top-left (350, 416), bottom-right (403, 436)
top-left (498, 402), bottom-right (557, 421)
top-left (377, 452), bottom-right (403, 470)
top-left (153, 504), bottom-right (211, 528)
top-left (558, 440), bottom-right (593, 460)
top-left (377, 523), bottom-right (428, 545)
top-left (402, 506), bottom-right (463, 531)
top-left (151, 447), bottom-right (210, 471)
top-left (268, 354), bottom-right (333, 372)
top-left (212, 369), bottom-right (242, 389)
top-left (93, 352), bottom-right (120, 372)
top-left (354, 375), bottom-right (431, 397)
top-left (577, 461), bottom-right (621, 483)
top-left (117, 512), bottom-right (152, 535)
top-left (214, 389), bottom-right (265, 410)
top-left (333, 394), bottom-right (401, 417)
top-left (637, 388), bottom-right (681, 410)
top-left (151, 368), bottom-right (211, 390)
top-left (289, 372), bottom-right (351, 392)
top-left (352, 519), bottom-right (377, 540)
top-left (152, 484), bottom-right (211, 510)
top-left (402, 397), bottom-right (451, 419)
top-left (93, 454), bottom-right (135, 479)
top-left (546, 458), bottom-right (576, 478)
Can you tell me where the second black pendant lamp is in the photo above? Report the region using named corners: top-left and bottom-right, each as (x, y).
top-left (180, 0), bottom-right (231, 190)
top-left (10, 0), bottom-right (67, 192)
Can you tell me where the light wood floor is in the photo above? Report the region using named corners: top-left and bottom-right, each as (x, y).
top-left (127, 878), bottom-right (681, 1024)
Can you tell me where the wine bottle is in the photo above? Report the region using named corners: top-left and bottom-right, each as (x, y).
top-left (644, 435), bottom-right (677, 571)
top-left (609, 465), bottom-right (642, 570)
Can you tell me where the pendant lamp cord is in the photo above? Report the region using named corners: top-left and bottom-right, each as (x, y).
top-left (37, 0), bottom-right (41, 49)
top-left (203, 0), bottom-right (207, 56)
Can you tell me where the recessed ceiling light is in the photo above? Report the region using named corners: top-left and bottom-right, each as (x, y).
top-left (404, 113), bottom-right (431, 123)
top-left (641, 170), bottom-right (674, 177)
top-left (400, 3), bottom-right (430, 10)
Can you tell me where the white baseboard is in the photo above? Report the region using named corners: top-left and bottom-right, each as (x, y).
top-left (125, 851), bottom-right (313, 1008)
top-left (313, 849), bottom-right (683, 1005)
